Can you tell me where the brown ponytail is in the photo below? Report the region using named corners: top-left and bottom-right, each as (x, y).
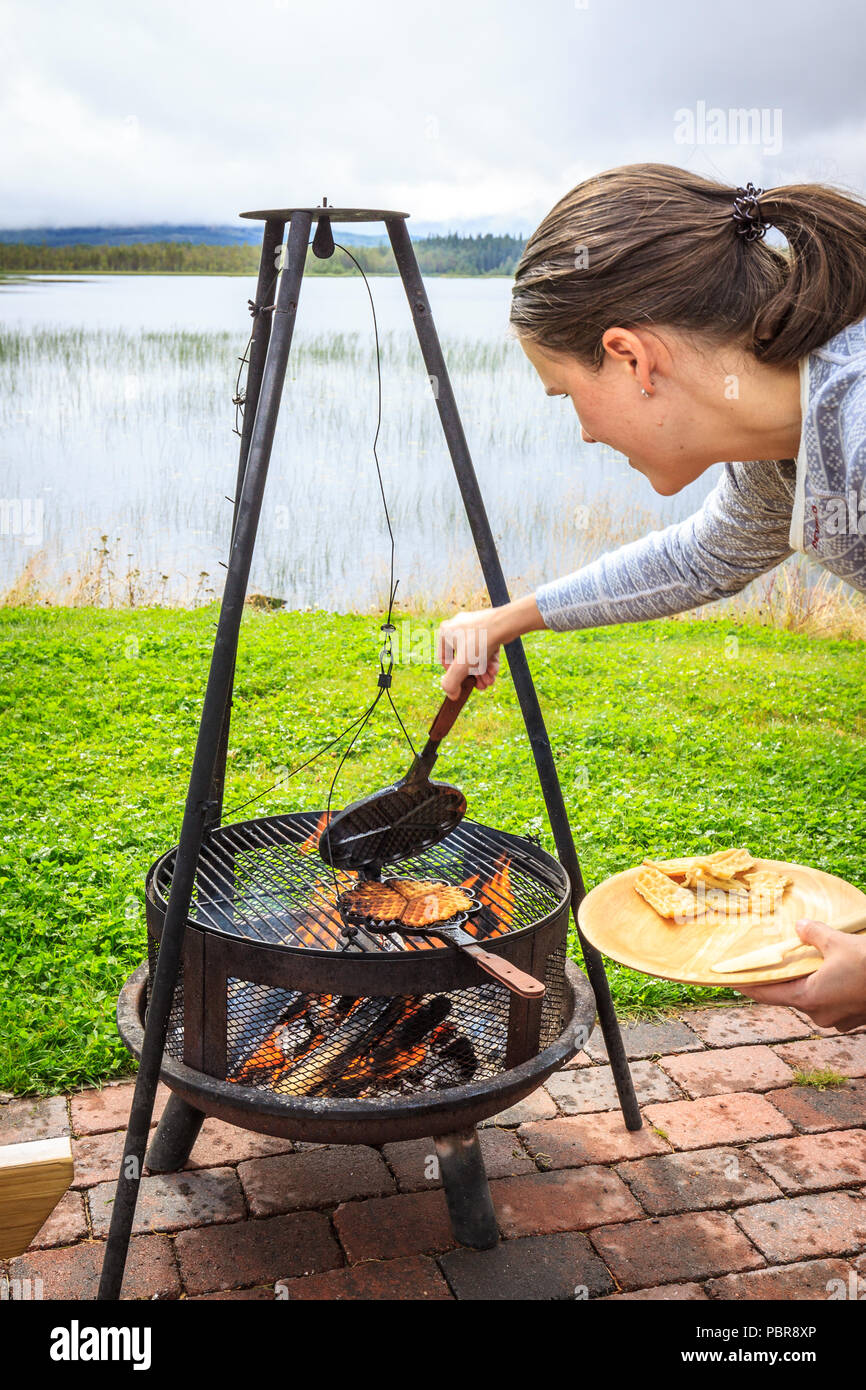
top-left (510, 163), bottom-right (866, 368)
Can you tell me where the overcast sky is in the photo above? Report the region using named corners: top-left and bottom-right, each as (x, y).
top-left (2, 0), bottom-right (865, 232)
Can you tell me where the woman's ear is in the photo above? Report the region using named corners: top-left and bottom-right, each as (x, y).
top-left (601, 327), bottom-right (670, 395)
top-left (600, 327), bottom-right (656, 394)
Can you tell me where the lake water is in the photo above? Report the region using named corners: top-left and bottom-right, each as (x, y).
top-left (0, 273), bottom-right (718, 610)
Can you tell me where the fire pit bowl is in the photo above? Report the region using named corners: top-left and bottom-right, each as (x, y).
top-left (117, 956), bottom-right (594, 1147)
top-left (117, 810), bottom-right (595, 1249)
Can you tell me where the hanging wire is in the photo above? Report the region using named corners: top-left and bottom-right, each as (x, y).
top-left (223, 698), bottom-right (382, 822)
top-left (232, 331), bottom-right (252, 438)
top-left (222, 231), bottom-right (417, 837)
top-left (333, 241), bottom-right (398, 628)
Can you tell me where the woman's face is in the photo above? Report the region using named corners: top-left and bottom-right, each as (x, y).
top-left (519, 331), bottom-right (719, 497)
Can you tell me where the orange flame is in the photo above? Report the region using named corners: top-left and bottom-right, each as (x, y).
top-left (298, 812), bottom-right (331, 855)
top-left (461, 855), bottom-right (514, 936)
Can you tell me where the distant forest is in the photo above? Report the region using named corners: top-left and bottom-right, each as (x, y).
top-left (0, 233), bottom-right (526, 277)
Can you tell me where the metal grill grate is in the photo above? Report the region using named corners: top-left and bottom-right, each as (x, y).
top-left (538, 944), bottom-right (570, 1049)
top-left (151, 813), bottom-right (564, 954)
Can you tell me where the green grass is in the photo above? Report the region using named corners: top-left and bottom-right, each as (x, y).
top-left (1, 606), bottom-right (864, 1095)
top-left (792, 1069), bottom-right (849, 1090)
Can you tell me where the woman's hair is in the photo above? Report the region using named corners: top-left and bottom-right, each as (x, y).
top-left (510, 163), bottom-right (866, 368)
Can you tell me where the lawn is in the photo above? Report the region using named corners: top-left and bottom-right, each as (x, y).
top-left (1, 605), bottom-right (864, 1095)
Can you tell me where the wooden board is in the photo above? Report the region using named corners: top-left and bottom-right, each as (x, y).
top-left (0, 1136), bottom-right (74, 1259)
top-left (577, 857), bottom-right (866, 987)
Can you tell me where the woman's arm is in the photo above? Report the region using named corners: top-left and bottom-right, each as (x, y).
top-left (438, 459), bottom-right (795, 695)
top-left (535, 458), bottom-right (796, 631)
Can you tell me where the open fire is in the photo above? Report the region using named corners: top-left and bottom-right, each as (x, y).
top-left (224, 818), bottom-right (518, 1096)
top-left (149, 811), bottom-right (568, 1106)
top-left (229, 989), bottom-right (482, 1098)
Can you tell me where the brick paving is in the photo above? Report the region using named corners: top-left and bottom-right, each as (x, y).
top-left (2, 1002), bottom-right (864, 1301)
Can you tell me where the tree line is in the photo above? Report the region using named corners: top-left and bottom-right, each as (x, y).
top-left (0, 232), bottom-right (526, 277)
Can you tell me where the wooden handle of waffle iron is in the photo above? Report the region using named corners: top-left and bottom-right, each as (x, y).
top-left (427, 676), bottom-right (476, 745)
top-left (459, 942), bottom-right (546, 999)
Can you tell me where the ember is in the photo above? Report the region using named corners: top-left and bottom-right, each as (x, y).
top-left (227, 989), bottom-right (480, 1098)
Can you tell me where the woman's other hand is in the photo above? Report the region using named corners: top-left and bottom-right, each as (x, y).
top-left (436, 595), bottom-right (546, 699)
top-left (737, 920), bottom-right (866, 1032)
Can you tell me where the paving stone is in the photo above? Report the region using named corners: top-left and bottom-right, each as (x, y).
top-left (88, 1167), bottom-right (245, 1237)
top-left (28, 1191), bottom-right (88, 1250)
top-left (519, 1112), bottom-right (670, 1169)
top-left (278, 1254), bottom-right (453, 1300)
top-left (545, 1060), bottom-right (681, 1114)
top-left (791, 1010), bottom-right (866, 1038)
top-left (72, 1118), bottom-right (284, 1188)
top-left (560, 1050), bottom-right (595, 1069)
top-left (174, 1211), bottom-right (340, 1295)
top-left (237, 1145), bottom-right (393, 1217)
top-left (773, 1035), bottom-right (866, 1078)
top-left (617, 1147), bottom-right (782, 1216)
top-left (733, 1191), bottom-right (866, 1263)
top-left (8, 1235), bottom-right (180, 1300)
top-left (590, 1211), bottom-right (764, 1290)
top-left (383, 1128), bottom-right (535, 1193)
top-left (643, 1093), bottom-right (794, 1150)
top-left (707, 1258), bottom-right (860, 1300)
top-left (490, 1165), bottom-right (641, 1237)
top-left (474, 1127), bottom-right (538, 1180)
top-left (381, 1137), bottom-right (443, 1192)
top-left (584, 1016), bottom-right (704, 1061)
top-left (658, 1045), bottom-right (796, 1098)
top-left (482, 1087), bottom-right (558, 1125)
top-left (69, 1082), bottom-right (169, 1136)
top-left (438, 1231), bottom-right (615, 1301)
top-left (333, 1189), bottom-right (455, 1262)
top-left (683, 1005), bottom-right (810, 1047)
top-left (188, 1286), bottom-right (276, 1300)
top-left (763, 1078), bottom-right (866, 1132)
top-left (0, 1095), bottom-right (69, 1145)
top-left (747, 1131), bottom-right (866, 1193)
top-left (602, 1282), bottom-right (710, 1300)
top-left (182, 1119), bottom-right (295, 1169)
top-left (72, 1129), bottom-right (127, 1188)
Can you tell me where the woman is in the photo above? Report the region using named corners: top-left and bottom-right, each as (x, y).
top-left (437, 164), bottom-right (866, 1031)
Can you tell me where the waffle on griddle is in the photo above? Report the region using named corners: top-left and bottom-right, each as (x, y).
top-left (339, 877), bottom-right (473, 927)
top-left (340, 881), bottom-right (407, 921)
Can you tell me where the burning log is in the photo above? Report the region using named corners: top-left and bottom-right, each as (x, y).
top-left (274, 996), bottom-right (416, 1097)
top-left (228, 992), bottom-right (363, 1088)
top-left (314, 996), bottom-right (452, 1099)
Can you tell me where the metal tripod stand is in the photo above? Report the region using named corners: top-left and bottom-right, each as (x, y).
top-left (98, 204), bottom-right (640, 1300)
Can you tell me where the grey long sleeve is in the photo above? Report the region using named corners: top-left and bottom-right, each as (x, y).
top-left (535, 459), bottom-right (797, 632)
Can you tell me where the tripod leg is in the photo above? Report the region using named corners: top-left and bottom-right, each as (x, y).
top-left (208, 216), bottom-right (285, 828)
top-left (145, 1095), bottom-right (206, 1173)
top-left (387, 217), bottom-right (641, 1132)
top-left (434, 1129), bottom-right (499, 1250)
top-left (97, 210), bottom-right (313, 1300)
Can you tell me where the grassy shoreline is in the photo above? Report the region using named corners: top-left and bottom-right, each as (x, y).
top-left (1, 604), bottom-right (864, 1095)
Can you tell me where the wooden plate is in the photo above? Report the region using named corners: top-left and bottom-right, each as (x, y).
top-left (577, 857), bottom-right (866, 987)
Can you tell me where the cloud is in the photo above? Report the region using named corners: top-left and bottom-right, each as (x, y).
top-left (1, 0), bottom-right (864, 229)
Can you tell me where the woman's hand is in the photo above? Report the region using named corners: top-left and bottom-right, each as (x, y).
top-left (436, 595), bottom-right (547, 698)
top-left (737, 919), bottom-right (866, 1031)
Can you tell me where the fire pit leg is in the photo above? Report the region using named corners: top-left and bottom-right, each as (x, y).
top-left (145, 1095), bottom-right (206, 1173)
top-left (434, 1128), bottom-right (499, 1250)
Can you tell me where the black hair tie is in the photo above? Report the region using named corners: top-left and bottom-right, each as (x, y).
top-left (732, 182), bottom-right (769, 242)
